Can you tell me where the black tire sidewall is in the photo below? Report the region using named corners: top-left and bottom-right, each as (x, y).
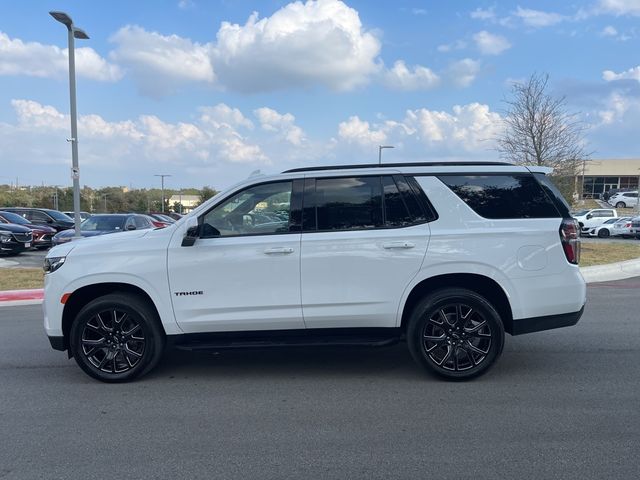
top-left (407, 288), bottom-right (505, 380)
top-left (598, 229), bottom-right (610, 238)
top-left (69, 293), bottom-right (164, 383)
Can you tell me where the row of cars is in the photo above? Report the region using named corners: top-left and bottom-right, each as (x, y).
top-left (0, 207), bottom-right (181, 256)
top-left (572, 207), bottom-right (640, 238)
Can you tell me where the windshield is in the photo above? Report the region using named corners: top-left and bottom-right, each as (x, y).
top-left (0, 211), bottom-right (30, 225)
top-left (572, 210), bottom-right (589, 216)
top-left (81, 216), bottom-right (126, 232)
top-left (48, 210), bottom-right (74, 221)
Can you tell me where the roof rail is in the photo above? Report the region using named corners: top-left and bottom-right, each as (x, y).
top-left (282, 161), bottom-right (513, 173)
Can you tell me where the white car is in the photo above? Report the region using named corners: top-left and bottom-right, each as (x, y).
top-left (43, 162), bottom-right (586, 382)
top-left (608, 191), bottom-right (638, 209)
top-left (573, 208), bottom-right (618, 233)
top-left (584, 217), bottom-right (633, 238)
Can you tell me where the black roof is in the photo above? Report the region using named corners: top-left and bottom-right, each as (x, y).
top-left (282, 161), bottom-right (512, 173)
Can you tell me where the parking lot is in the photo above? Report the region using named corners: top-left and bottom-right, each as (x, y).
top-left (0, 278), bottom-right (638, 479)
top-left (0, 249), bottom-right (47, 269)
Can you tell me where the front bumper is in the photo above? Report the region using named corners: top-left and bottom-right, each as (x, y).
top-left (0, 241), bottom-right (29, 254)
top-left (507, 306), bottom-right (584, 335)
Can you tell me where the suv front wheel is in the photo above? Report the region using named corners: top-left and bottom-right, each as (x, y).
top-left (407, 288), bottom-right (505, 380)
top-left (69, 293), bottom-right (165, 383)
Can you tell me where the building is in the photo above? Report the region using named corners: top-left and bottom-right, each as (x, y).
top-left (168, 194), bottom-right (200, 213)
top-left (580, 159), bottom-right (640, 198)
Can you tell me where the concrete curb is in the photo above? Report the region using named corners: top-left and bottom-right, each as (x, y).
top-left (0, 289), bottom-right (43, 307)
top-left (580, 258), bottom-right (640, 283)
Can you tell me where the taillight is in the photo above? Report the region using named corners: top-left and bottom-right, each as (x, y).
top-left (151, 220), bottom-right (166, 228)
top-left (560, 218), bottom-right (580, 265)
top-left (625, 223), bottom-right (631, 228)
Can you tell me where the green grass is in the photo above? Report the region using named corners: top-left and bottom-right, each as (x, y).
top-left (580, 242), bottom-right (640, 267)
top-left (0, 268), bottom-right (43, 290)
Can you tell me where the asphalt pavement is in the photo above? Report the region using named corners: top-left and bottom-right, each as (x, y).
top-left (0, 249), bottom-right (47, 269)
top-left (1, 279), bottom-right (639, 479)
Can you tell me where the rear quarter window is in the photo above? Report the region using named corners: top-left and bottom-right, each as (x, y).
top-left (437, 174), bottom-right (561, 219)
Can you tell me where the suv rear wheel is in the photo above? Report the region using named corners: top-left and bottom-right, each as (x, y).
top-left (407, 288), bottom-right (504, 380)
top-left (69, 293), bottom-right (164, 383)
top-left (615, 201), bottom-right (626, 208)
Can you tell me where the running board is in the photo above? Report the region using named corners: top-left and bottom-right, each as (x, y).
top-left (170, 328), bottom-right (402, 351)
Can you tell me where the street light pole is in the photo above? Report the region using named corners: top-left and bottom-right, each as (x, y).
top-left (50, 11), bottom-right (89, 239)
top-left (154, 174), bottom-right (172, 213)
top-left (378, 145), bottom-right (394, 165)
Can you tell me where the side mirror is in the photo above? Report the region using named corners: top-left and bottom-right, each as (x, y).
top-left (126, 224), bottom-right (136, 231)
top-left (182, 217), bottom-right (199, 247)
top-left (586, 214), bottom-right (592, 219)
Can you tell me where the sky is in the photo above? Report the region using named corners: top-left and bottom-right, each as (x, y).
top-left (0, 0), bottom-right (639, 191)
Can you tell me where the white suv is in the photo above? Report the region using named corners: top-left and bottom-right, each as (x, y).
top-left (43, 162), bottom-right (586, 382)
top-left (608, 191), bottom-right (638, 209)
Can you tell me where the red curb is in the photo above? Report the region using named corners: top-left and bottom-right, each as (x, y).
top-left (0, 289), bottom-right (44, 302)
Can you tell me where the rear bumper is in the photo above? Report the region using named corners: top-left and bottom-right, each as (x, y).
top-left (507, 305), bottom-right (584, 335)
top-left (47, 335), bottom-right (65, 351)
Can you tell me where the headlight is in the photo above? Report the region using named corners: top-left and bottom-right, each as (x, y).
top-left (43, 256), bottom-right (66, 274)
top-left (0, 232), bottom-right (11, 243)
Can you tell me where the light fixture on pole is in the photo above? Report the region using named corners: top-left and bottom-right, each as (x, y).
top-left (50, 11), bottom-right (89, 239)
top-left (154, 174), bottom-right (172, 213)
top-left (378, 145), bottom-right (394, 165)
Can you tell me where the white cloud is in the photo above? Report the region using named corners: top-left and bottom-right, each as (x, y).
top-left (109, 25), bottom-right (215, 96)
top-left (437, 39), bottom-right (467, 53)
top-left (513, 7), bottom-right (566, 27)
top-left (0, 31), bottom-right (122, 82)
top-left (596, 0), bottom-right (640, 16)
top-left (212, 0), bottom-right (381, 92)
top-left (470, 6), bottom-right (496, 21)
top-left (603, 66), bottom-right (640, 82)
top-left (411, 8), bottom-right (427, 16)
top-left (254, 107), bottom-right (305, 145)
top-left (403, 103), bottom-right (502, 149)
top-left (447, 58), bottom-right (481, 87)
top-left (199, 103), bottom-right (254, 130)
top-left (383, 60), bottom-right (440, 91)
top-left (601, 25), bottom-right (618, 36)
top-left (338, 116), bottom-right (387, 147)
top-left (473, 31), bottom-right (511, 55)
top-left (178, 0), bottom-right (194, 9)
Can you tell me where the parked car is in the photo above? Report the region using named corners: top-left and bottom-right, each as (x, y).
top-left (44, 161), bottom-right (586, 383)
top-left (143, 214), bottom-right (171, 228)
top-left (148, 213), bottom-right (176, 224)
top-left (630, 217), bottom-right (640, 239)
top-left (584, 217), bottom-right (633, 238)
top-left (608, 191), bottom-right (638, 208)
top-left (572, 208), bottom-right (618, 233)
top-left (1, 207), bottom-right (74, 232)
top-left (63, 211), bottom-right (92, 222)
top-left (52, 214), bottom-right (155, 246)
top-left (0, 211), bottom-right (56, 249)
top-left (603, 188), bottom-right (633, 202)
top-left (0, 222), bottom-right (33, 256)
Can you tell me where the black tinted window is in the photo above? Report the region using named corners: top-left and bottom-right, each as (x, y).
top-left (382, 176), bottom-right (413, 227)
top-left (134, 216), bottom-right (149, 228)
top-left (29, 211), bottom-right (51, 223)
top-left (315, 177), bottom-right (382, 230)
top-left (438, 174), bottom-right (560, 219)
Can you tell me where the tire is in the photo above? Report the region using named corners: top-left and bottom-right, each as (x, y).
top-left (597, 229), bottom-right (610, 238)
top-left (407, 288), bottom-right (505, 380)
top-left (615, 202), bottom-right (626, 208)
top-left (69, 293), bottom-right (165, 383)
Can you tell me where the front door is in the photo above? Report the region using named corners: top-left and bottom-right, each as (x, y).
top-left (167, 180), bottom-right (305, 333)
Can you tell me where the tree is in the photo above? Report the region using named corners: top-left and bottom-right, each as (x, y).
top-left (497, 73), bottom-right (589, 202)
top-left (198, 186), bottom-right (217, 206)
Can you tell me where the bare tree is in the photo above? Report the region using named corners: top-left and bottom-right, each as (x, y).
top-left (497, 74), bottom-right (589, 197)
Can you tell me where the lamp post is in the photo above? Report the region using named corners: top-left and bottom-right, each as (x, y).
top-left (154, 174), bottom-right (172, 213)
top-left (50, 11), bottom-right (89, 239)
top-left (378, 145), bottom-right (394, 165)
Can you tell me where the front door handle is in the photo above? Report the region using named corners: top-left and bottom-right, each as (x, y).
top-left (264, 247), bottom-right (294, 255)
top-left (382, 241), bottom-right (415, 249)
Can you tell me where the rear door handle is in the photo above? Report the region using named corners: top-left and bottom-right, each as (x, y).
top-left (382, 241), bottom-right (415, 249)
top-left (264, 247), bottom-right (294, 255)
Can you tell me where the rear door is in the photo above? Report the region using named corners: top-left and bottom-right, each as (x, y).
top-left (300, 174), bottom-right (431, 329)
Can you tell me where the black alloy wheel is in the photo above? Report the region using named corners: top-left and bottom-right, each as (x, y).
top-left (70, 293), bottom-right (164, 382)
top-left (597, 228), bottom-right (610, 238)
top-left (407, 288), bottom-right (504, 380)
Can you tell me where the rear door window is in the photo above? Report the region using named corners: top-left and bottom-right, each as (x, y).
top-left (314, 177), bottom-right (383, 231)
